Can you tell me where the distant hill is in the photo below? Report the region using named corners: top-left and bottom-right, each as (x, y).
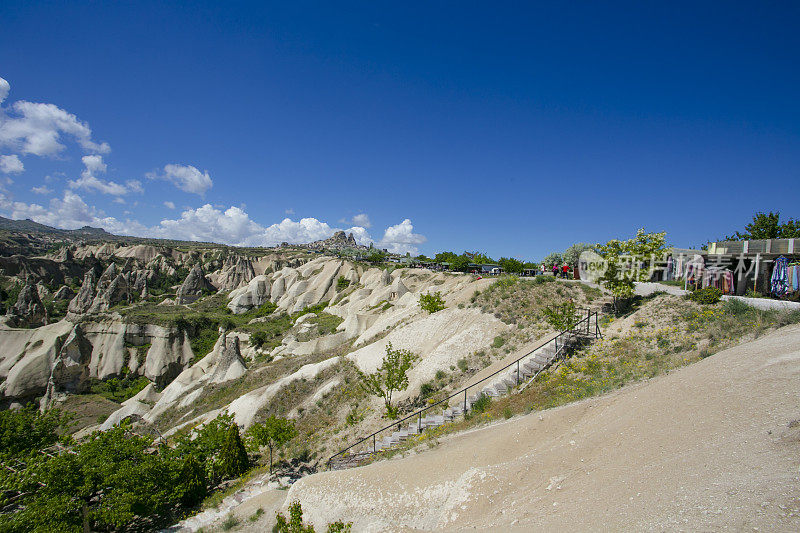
top-left (0, 216), bottom-right (112, 237)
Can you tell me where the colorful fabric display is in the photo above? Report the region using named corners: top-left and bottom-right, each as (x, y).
top-left (770, 256), bottom-right (790, 297)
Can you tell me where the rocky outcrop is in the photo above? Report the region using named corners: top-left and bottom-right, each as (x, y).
top-left (0, 254), bottom-right (82, 286)
top-left (8, 283), bottom-right (48, 327)
top-left (209, 334), bottom-right (247, 383)
top-left (53, 286), bottom-right (75, 301)
top-left (0, 321), bottom-right (74, 400)
top-left (212, 256), bottom-right (256, 291)
top-left (227, 275), bottom-right (272, 314)
top-left (49, 325), bottom-right (93, 394)
top-left (0, 319), bottom-right (196, 402)
top-left (68, 270), bottom-right (97, 314)
top-left (89, 273), bottom-right (131, 313)
top-left (176, 264), bottom-right (216, 304)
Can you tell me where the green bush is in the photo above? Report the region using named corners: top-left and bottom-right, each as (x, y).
top-left (688, 287), bottom-right (723, 304)
top-left (472, 394), bottom-right (492, 413)
top-left (419, 291), bottom-right (446, 313)
top-left (275, 501), bottom-right (352, 533)
top-left (336, 276), bottom-right (350, 291)
top-left (492, 336), bottom-right (505, 349)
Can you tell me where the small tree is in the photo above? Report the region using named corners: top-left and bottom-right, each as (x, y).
top-left (358, 342), bottom-right (420, 419)
top-left (542, 300), bottom-right (578, 331)
top-left (596, 228), bottom-right (667, 314)
top-left (217, 424), bottom-right (249, 479)
top-left (563, 243), bottom-right (595, 266)
top-left (247, 416), bottom-right (297, 473)
top-left (419, 291), bottom-right (446, 313)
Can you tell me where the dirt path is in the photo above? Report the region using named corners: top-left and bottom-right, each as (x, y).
top-left (279, 324), bottom-right (800, 531)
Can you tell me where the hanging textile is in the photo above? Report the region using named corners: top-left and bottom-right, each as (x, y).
top-left (723, 271), bottom-right (735, 294)
top-left (793, 265), bottom-right (800, 292)
top-left (770, 256), bottom-right (790, 297)
top-left (665, 255), bottom-right (674, 281)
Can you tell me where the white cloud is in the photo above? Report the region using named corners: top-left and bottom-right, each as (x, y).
top-left (340, 213), bottom-right (372, 228)
top-left (285, 208), bottom-right (295, 215)
top-left (0, 78), bottom-right (110, 157)
top-left (0, 154), bottom-right (23, 174)
top-left (31, 185), bottom-right (53, 195)
top-left (378, 219), bottom-right (427, 254)
top-left (152, 204), bottom-right (264, 246)
top-left (68, 155), bottom-right (141, 196)
top-left (262, 217), bottom-right (338, 246)
top-left (0, 78), bottom-right (9, 105)
top-left (163, 201), bottom-right (176, 209)
top-left (148, 164), bottom-right (213, 195)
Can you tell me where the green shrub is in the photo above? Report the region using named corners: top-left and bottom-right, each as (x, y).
top-left (275, 501), bottom-right (352, 533)
top-left (419, 291), bottom-right (446, 313)
top-left (419, 381), bottom-right (437, 398)
top-left (336, 276), bottom-right (350, 291)
top-left (688, 287), bottom-right (723, 304)
top-left (492, 336), bottom-right (505, 349)
top-left (472, 394), bottom-right (492, 413)
top-left (457, 358), bottom-right (469, 372)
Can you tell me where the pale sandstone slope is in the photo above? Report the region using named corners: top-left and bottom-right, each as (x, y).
top-left (283, 324), bottom-right (800, 532)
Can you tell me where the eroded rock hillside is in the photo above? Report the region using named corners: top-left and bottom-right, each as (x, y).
top-left (3, 237), bottom-right (564, 460)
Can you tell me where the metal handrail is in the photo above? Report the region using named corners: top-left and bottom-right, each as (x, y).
top-left (327, 308), bottom-right (602, 468)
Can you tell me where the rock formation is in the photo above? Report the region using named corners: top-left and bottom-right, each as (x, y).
top-left (8, 283), bottom-right (48, 327)
top-left (49, 325), bottom-right (93, 394)
top-left (176, 264), bottom-right (217, 304)
top-left (68, 269), bottom-right (97, 314)
top-left (209, 334), bottom-right (248, 383)
top-left (53, 285), bottom-right (75, 301)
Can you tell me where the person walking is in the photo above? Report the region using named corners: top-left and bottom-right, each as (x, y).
top-left (562, 263), bottom-right (569, 278)
top-left (552, 264), bottom-right (559, 277)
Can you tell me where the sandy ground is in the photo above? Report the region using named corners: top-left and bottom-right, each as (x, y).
top-left (278, 324), bottom-right (800, 532)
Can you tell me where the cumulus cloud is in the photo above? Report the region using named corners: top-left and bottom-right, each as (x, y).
top-left (262, 217), bottom-right (338, 246)
top-left (148, 164), bottom-right (213, 195)
top-left (0, 154), bottom-right (23, 174)
top-left (163, 201), bottom-right (176, 209)
top-left (378, 219), bottom-right (427, 254)
top-left (0, 78), bottom-right (110, 157)
top-left (68, 155), bottom-right (139, 196)
top-left (340, 213), bottom-right (372, 228)
top-left (152, 204), bottom-right (264, 246)
top-left (285, 208), bottom-right (295, 215)
top-left (31, 185), bottom-right (53, 195)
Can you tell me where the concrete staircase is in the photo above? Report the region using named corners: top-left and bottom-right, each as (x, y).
top-left (328, 308), bottom-right (604, 470)
top-left (341, 339), bottom-right (560, 461)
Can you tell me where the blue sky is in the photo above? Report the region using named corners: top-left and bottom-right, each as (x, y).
top-left (1, 2), bottom-right (799, 259)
